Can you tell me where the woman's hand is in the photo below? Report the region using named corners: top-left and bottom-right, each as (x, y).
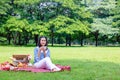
top-left (38, 47), bottom-right (43, 57)
top-left (38, 47), bottom-right (47, 57)
top-left (39, 47), bottom-right (46, 52)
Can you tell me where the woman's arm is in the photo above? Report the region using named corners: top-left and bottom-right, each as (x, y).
top-left (45, 49), bottom-right (50, 57)
top-left (38, 48), bottom-right (41, 57)
top-left (34, 47), bottom-right (40, 63)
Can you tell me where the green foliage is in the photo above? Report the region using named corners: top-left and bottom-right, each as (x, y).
top-left (0, 0), bottom-right (11, 15)
top-left (47, 15), bottom-right (74, 34)
top-left (111, 0), bottom-right (120, 35)
top-left (3, 17), bottom-right (29, 33)
top-left (91, 18), bottom-right (119, 36)
top-left (14, 0), bottom-right (40, 5)
top-left (0, 0), bottom-right (11, 30)
top-left (0, 0), bottom-right (119, 46)
top-left (0, 37), bottom-right (7, 43)
top-left (31, 21), bottom-right (48, 36)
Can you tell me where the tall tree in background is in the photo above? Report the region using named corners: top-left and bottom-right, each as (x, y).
top-left (86, 0), bottom-right (117, 46)
top-left (1, 0), bottom-right (119, 46)
top-left (0, 0), bottom-right (11, 34)
top-left (112, 0), bottom-right (120, 43)
top-left (0, 0), bottom-right (11, 43)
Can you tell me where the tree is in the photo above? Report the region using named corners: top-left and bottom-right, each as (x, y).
top-left (111, 0), bottom-right (120, 43)
top-left (91, 18), bottom-right (119, 46)
top-left (31, 21), bottom-right (48, 45)
top-left (85, 0), bottom-right (118, 46)
top-left (0, 0), bottom-right (93, 46)
top-left (3, 17), bottom-right (31, 45)
top-left (0, 0), bottom-right (11, 34)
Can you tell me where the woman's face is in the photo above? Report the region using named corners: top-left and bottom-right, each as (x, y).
top-left (40, 37), bottom-right (46, 46)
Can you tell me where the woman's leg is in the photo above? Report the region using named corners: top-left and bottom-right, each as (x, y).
top-left (34, 58), bottom-right (46, 69)
top-left (44, 57), bottom-right (61, 71)
top-left (34, 57), bottom-right (61, 71)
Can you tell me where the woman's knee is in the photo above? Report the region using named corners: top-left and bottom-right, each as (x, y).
top-left (44, 57), bottom-right (50, 61)
top-left (33, 63), bottom-right (39, 68)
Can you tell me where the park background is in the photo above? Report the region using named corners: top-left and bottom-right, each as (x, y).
top-left (0, 0), bottom-right (120, 47)
top-left (0, 0), bottom-right (120, 80)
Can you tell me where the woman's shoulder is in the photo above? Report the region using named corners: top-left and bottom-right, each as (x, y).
top-left (47, 48), bottom-right (50, 52)
top-left (34, 46), bottom-right (50, 51)
top-left (47, 48), bottom-right (50, 51)
top-left (34, 46), bottom-right (39, 50)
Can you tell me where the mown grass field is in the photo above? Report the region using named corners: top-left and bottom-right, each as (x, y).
top-left (0, 46), bottom-right (120, 80)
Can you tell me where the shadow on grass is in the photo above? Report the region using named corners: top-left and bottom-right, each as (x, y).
top-left (53, 59), bottom-right (120, 80)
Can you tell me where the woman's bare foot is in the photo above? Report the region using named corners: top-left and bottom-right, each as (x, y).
top-left (51, 68), bottom-right (61, 72)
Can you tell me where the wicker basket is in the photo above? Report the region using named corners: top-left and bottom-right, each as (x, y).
top-left (12, 55), bottom-right (29, 64)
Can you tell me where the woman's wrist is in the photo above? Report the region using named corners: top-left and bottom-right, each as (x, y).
top-left (38, 49), bottom-right (41, 57)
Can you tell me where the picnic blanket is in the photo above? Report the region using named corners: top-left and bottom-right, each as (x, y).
top-left (0, 62), bottom-right (71, 73)
top-left (16, 64), bottom-right (70, 72)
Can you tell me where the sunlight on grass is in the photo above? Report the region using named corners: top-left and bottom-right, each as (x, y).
top-left (0, 46), bottom-right (120, 80)
top-left (50, 47), bottom-right (120, 64)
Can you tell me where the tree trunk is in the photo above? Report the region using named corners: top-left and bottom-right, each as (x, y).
top-left (8, 38), bottom-right (11, 45)
top-left (80, 38), bottom-right (83, 46)
top-left (116, 34), bottom-right (120, 44)
top-left (80, 33), bottom-right (84, 46)
top-left (7, 32), bottom-right (11, 45)
top-left (58, 34), bottom-right (60, 45)
top-left (68, 34), bottom-right (71, 46)
top-left (25, 36), bottom-right (28, 45)
top-left (18, 33), bottom-right (21, 45)
top-left (34, 34), bottom-right (38, 46)
top-left (25, 32), bottom-right (29, 45)
top-left (95, 35), bottom-right (98, 47)
top-left (13, 32), bottom-right (17, 45)
top-left (66, 35), bottom-right (68, 46)
top-left (94, 30), bottom-right (99, 47)
top-left (51, 29), bottom-right (54, 46)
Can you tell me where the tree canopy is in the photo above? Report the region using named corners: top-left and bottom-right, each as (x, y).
top-left (0, 0), bottom-right (120, 46)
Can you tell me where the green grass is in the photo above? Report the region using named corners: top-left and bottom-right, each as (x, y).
top-left (0, 46), bottom-right (120, 80)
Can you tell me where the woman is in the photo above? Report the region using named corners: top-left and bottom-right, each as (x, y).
top-left (34, 36), bottom-right (61, 71)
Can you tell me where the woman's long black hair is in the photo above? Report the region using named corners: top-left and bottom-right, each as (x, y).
top-left (37, 36), bottom-right (48, 47)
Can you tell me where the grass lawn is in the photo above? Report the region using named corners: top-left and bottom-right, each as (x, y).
top-left (0, 46), bottom-right (120, 80)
